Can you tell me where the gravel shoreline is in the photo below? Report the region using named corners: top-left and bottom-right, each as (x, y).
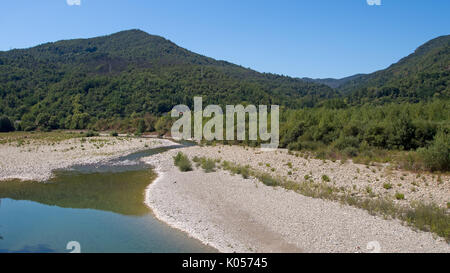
top-left (144, 146), bottom-right (450, 253)
top-left (0, 136), bottom-right (174, 181)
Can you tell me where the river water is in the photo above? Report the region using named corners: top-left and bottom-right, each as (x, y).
top-left (0, 143), bottom-right (215, 253)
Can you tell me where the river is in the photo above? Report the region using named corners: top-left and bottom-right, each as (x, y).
top-left (0, 143), bottom-right (216, 253)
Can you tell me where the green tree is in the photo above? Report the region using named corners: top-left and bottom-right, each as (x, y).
top-left (0, 116), bottom-right (15, 132)
top-left (418, 131), bottom-right (450, 171)
top-left (35, 113), bottom-right (51, 130)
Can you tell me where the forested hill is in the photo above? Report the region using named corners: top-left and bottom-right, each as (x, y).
top-left (0, 29), bottom-right (336, 128)
top-left (339, 35), bottom-right (450, 104)
top-left (302, 74), bottom-right (367, 89)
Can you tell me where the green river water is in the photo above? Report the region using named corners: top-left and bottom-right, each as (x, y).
top-left (0, 144), bottom-right (215, 253)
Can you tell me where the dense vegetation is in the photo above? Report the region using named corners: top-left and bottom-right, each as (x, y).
top-left (0, 30), bottom-right (449, 171)
top-left (0, 29), bottom-right (335, 131)
top-left (278, 100), bottom-right (449, 171)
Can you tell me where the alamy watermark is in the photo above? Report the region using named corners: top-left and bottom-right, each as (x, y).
top-left (66, 241), bottom-right (81, 253)
top-left (171, 97), bottom-right (279, 149)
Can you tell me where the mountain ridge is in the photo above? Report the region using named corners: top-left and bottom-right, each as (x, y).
top-left (339, 35), bottom-right (450, 103)
top-left (0, 29), bottom-right (336, 130)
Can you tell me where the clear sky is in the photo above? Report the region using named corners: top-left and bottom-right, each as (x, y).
top-left (1, 0), bottom-right (449, 79)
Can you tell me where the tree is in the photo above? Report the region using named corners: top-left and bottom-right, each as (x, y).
top-left (418, 131), bottom-right (450, 171)
top-left (35, 113), bottom-right (51, 130)
top-left (0, 116), bottom-right (15, 132)
top-left (137, 119), bottom-right (146, 134)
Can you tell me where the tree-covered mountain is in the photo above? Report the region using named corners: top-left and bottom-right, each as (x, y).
top-left (302, 74), bottom-right (366, 89)
top-left (0, 29), bottom-right (336, 130)
top-left (339, 35), bottom-right (450, 104)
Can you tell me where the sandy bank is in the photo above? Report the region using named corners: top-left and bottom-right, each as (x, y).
top-left (144, 146), bottom-right (449, 253)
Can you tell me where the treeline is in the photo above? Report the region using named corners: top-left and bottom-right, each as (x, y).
top-left (1, 100), bottom-right (448, 171)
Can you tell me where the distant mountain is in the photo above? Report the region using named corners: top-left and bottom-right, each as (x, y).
top-left (0, 29), bottom-right (335, 126)
top-left (302, 74), bottom-right (366, 89)
top-left (339, 35), bottom-right (450, 103)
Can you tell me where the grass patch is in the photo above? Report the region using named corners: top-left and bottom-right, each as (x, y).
top-left (395, 192), bottom-right (405, 200)
top-left (222, 160), bottom-right (251, 179)
top-left (256, 173), bottom-right (280, 187)
top-left (192, 156), bottom-right (217, 173)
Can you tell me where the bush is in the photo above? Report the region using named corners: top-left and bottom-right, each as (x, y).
top-left (257, 173), bottom-right (279, 187)
top-left (84, 131), bottom-right (99, 137)
top-left (0, 116), bottom-right (15, 132)
top-left (321, 175), bottom-right (330, 182)
top-left (240, 166), bottom-right (250, 179)
top-left (418, 131), bottom-right (450, 172)
top-left (173, 152), bottom-right (192, 172)
top-left (200, 158), bottom-right (216, 173)
top-left (221, 161), bottom-right (251, 179)
top-left (343, 147), bottom-right (359, 157)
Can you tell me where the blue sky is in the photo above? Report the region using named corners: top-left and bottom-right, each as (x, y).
top-left (1, 0), bottom-right (449, 78)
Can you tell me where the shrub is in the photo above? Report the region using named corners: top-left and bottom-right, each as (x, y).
top-left (257, 173), bottom-right (279, 187)
top-left (235, 165), bottom-right (250, 178)
top-left (321, 175), bottom-right (330, 182)
top-left (239, 166), bottom-right (250, 179)
top-left (173, 152), bottom-right (192, 172)
top-left (418, 131), bottom-right (450, 172)
top-left (221, 161), bottom-right (251, 179)
top-left (200, 158), bottom-right (216, 173)
top-left (383, 183), bottom-right (393, 190)
top-left (0, 116), bottom-right (15, 132)
top-left (343, 147), bottom-right (359, 157)
top-left (84, 131), bottom-right (99, 137)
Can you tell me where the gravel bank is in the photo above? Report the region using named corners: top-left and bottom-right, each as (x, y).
top-left (175, 145), bottom-right (449, 208)
top-left (144, 146), bottom-right (450, 253)
top-left (0, 136), bottom-right (175, 181)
